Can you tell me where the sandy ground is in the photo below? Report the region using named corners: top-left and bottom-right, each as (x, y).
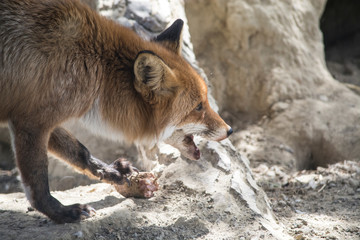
top-left (231, 120), bottom-right (360, 240)
top-left (0, 183), bottom-right (218, 240)
top-left (253, 158), bottom-right (360, 240)
top-left (0, 122), bottom-right (359, 240)
top-left (0, 158), bottom-right (270, 240)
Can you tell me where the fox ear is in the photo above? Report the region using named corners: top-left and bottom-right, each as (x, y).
top-left (154, 19), bottom-right (184, 55)
top-left (134, 51), bottom-right (177, 102)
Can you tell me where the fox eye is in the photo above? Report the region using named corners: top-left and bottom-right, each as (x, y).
top-left (195, 102), bottom-right (203, 111)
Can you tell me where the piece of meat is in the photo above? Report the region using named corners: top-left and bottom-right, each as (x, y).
top-left (114, 172), bottom-right (159, 198)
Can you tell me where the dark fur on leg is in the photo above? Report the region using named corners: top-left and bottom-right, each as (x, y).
top-left (48, 127), bottom-right (136, 185)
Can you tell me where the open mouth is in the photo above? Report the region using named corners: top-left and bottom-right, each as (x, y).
top-left (164, 130), bottom-right (201, 161)
top-left (164, 127), bottom-right (230, 160)
top-left (183, 134), bottom-right (200, 160)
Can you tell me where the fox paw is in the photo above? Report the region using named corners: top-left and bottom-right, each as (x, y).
top-left (114, 172), bottom-right (159, 198)
top-left (50, 204), bottom-right (96, 223)
top-left (98, 158), bottom-right (137, 185)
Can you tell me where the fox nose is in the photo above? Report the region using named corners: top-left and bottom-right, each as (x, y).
top-left (227, 127), bottom-right (233, 137)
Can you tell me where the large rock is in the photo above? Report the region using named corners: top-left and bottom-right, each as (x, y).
top-left (186, 0), bottom-right (360, 169)
top-left (186, 0), bottom-right (330, 114)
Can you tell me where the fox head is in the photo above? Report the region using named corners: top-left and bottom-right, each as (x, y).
top-left (133, 19), bottom-right (232, 160)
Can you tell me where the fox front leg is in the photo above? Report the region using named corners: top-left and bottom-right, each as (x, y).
top-left (48, 127), bottom-right (135, 185)
top-left (8, 122), bottom-right (95, 223)
top-left (48, 127), bottom-right (158, 198)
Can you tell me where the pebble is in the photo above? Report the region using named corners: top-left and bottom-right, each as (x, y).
top-left (301, 219), bottom-right (308, 226)
top-left (277, 200), bottom-right (287, 207)
top-left (27, 207), bottom-right (34, 212)
top-left (295, 234), bottom-right (305, 240)
top-left (74, 231), bottom-right (83, 238)
top-left (347, 188), bottom-right (355, 195)
top-left (348, 178), bottom-right (360, 188)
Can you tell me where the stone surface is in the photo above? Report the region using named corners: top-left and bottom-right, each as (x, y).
top-left (186, 0), bottom-right (360, 170)
top-left (186, 0), bottom-right (331, 114)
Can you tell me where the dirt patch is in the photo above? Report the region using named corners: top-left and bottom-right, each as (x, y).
top-left (227, 118), bottom-right (360, 240)
top-left (261, 160), bottom-right (360, 240)
top-left (0, 160), bottom-right (272, 240)
top-left (2, 120), bottom-right (359, 240)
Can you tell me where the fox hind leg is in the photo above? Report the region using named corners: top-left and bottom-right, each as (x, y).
top-left (8, 121), bottom-right (94, 223)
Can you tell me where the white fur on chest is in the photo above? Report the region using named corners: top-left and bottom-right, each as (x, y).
top-left (81, 99), bottom-right (176, 146)
top-left (135, 125), bottom-right (176, 147)
top-left (80, 99), bottom-right (126, 142)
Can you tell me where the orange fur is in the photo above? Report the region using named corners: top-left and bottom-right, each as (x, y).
top-left (0, 0), bottom-right (231, 223)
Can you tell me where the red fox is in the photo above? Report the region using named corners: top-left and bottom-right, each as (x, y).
top-left (0, 0), bottom-right (232, 223)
